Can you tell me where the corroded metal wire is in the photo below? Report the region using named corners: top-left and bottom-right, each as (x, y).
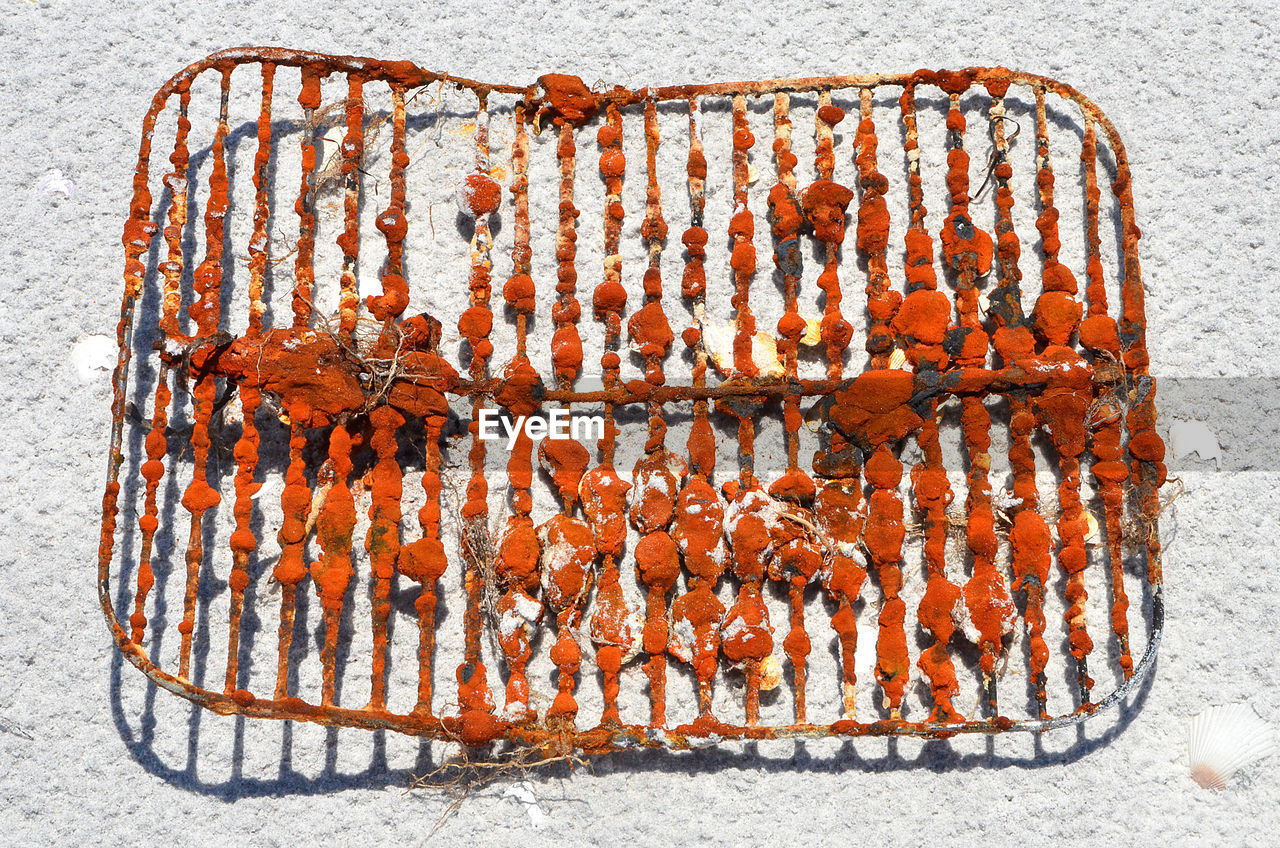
top-left (100, 51), bottom-right (1165, 752)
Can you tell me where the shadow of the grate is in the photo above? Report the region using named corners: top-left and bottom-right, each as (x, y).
top-left (106, 636), bottom-right (1157, 801)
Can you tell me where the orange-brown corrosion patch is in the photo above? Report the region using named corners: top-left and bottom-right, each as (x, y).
top-left (802, 179), bottom-right (855, 244)
top-left (826, 370), bottom-right (924, 449)
top-left (536, 73), bottom-right (599, 126)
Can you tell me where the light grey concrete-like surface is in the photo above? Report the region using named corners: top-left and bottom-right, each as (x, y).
top-left (2, 1), bottom-right (1279, 845)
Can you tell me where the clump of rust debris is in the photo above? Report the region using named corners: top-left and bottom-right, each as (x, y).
top-left (101, 49), bottom-right (1164, 753)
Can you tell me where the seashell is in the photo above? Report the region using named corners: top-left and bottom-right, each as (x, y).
top-left (1083, 511), bottom-right (1100, 545)
top-left (38, 168), bottom-right (76, 198)
top-left (1187, 704), bottom-right (1276, 790)
top-left (759, 654), bottom-right (783, 691)
top-left (800, 314), bottom-right (823, 347)
top-left (697, 318), bottom-right (786, 379)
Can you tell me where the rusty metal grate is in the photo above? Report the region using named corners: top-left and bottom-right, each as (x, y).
top-left (99, 48), bottom-right (1165, 752)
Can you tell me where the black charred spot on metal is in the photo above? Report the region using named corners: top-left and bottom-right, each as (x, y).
top-left (1076, 657), bottom-right (1092, 703)
top-left (849, 443), bottom-right (870, 469)
top-left (943, 326), bottom-right (973, 357)
top-left (866, 330), bottom-right (895, 355)
top-left (936, 369), bottom-right (965, 396)
top-left (458, 662), bottom-right (477, 685)
top-left (906, 259), bottom-right (934, 293)
top-left (716, 392), bottom-right (766, 420)
top-left (1130, 375), bottom-right (1153, 406)
top-left (1006, 386), bottom-right (1032, 405)
top-left (952, 214), bottom-right (975, 241)
top-left (775, 237), bottom-right (803, 278)
top-left (812, 392), bottom-right (835, 425)
top-left (947, 130), bottom-right (964, 149)
top-left (812, 441), bottom-right (862, 480)
top-left (986, 286), bottom-right (1023, 327)
top-left (832, 423), bottom-right (884, 457)
top-left (208, 330), bottom-right (236, 348)
top-left (1016, 573), bottom-right (1045, 596)
top-left (833, 375), bottom-right (859, 394)
top-left (909, 368), bottom-right (946, 414)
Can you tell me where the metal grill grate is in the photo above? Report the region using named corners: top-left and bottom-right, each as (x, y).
top-left (99, 48), bottom-right (1165, 751)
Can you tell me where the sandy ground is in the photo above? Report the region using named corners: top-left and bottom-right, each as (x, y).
top-left (2, 0), bottom-right (1279, 845)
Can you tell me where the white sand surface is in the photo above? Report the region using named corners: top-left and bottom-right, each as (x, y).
top-left (1, 0), bottom-right (1278, 844)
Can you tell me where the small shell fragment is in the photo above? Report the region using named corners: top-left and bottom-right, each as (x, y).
top-left (1083, 511), bottom-right (1100, 545)
top-left (759, 654), bottom-right (783, 691)
top-left (38, 168), bottom-right (76, 198)
top-left (699, 319), bottom-right (785, 378)
top-left (800, 314), bottom-right (823, 347)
